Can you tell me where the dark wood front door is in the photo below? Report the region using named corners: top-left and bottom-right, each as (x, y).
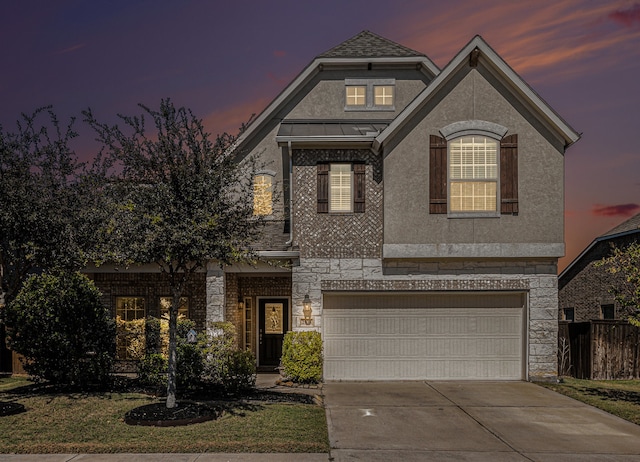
top-left (258, 298), bottom-right (289, 368)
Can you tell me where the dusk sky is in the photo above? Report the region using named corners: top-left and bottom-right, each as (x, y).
top-left (2, 0), bottom-right (639, 272)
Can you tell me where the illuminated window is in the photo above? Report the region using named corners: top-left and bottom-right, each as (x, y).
top-left (374, 85), bottom-right (394, 106)
top-left (116, 297), bottom-right (145, 321)
top-left (160, 297), bottom-right (189, 319)
top-left (449, 136), bottom-right (498, 212)
top-left (253, 174), bottom-right (273, 216)
top-left (345, 79), bottom-right (395, 110)
top-left (329, 164), bottom-right (353, 212)
top-left (346, 86), bottom-right (366, 107)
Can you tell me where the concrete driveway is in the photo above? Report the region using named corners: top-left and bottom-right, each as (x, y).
top-left (324, 381), bottom-right (640, 461)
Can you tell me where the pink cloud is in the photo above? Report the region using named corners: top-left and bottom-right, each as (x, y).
top-left (202, 96), bottom-right (272, 137)
top-left (609, 3), bottom-right (640, 28)
top-left (273, 50), bottom-right (287, 58)
top-left (591, 203), bottom-right (640, 217)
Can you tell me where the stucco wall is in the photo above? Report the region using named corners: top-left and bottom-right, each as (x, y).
top-left (383, 69), bottom-right (565, 251)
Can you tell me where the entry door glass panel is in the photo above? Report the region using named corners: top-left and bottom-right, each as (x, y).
top-left (259, 298), bottom-right (289, 366)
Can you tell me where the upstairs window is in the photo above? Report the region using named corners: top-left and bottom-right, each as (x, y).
top-left (329, 164), bottom-right (353, 212)
top-left (429, 131), bottom-right (518, 216)
top-left (449, 136), bottom-right (498, 213)
top-left (562, 307), bottom-right (575, 322)
top-left (346, 86), bottom-right (366, 107)
top-left (601, 304), bottom-right (615, 320)
top-left (317, 163), bottom-right (365, 213)
top-left (345, 79), bottom-right (395, 110)
top-left (253, 174), bottom-right (273, 216)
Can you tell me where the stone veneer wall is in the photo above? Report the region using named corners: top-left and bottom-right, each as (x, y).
top-left (292, 149), bottom-right (383, 259)
top-left (90, 272), bottom-right (207, 330)
top-left (292, 257), bottom-right (560, 381)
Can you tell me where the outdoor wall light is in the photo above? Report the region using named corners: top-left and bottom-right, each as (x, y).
top-left (238, 298), bottom-right (245, 311)
top-left (302, 294), bottom-right (313, 325)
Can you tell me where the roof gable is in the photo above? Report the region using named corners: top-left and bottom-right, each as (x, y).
top-left (374, 35), bottom-right (581, 153)
top-left (559, 212), bottom-right (640, 280)
top-left (318, 30), bottom-right (426, 59)
top-left (233, 31), bottom-right (438, 154)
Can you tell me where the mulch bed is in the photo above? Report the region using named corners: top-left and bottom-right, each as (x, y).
top-left (0, 401), bottom-right (26, 417)
top-left (125, 401), bottom-right (220, 427)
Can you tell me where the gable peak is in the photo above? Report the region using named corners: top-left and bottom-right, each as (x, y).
top-left (317, 30), bottom-right (426, 59)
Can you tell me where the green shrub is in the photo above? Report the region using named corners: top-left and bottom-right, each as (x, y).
top-left (144, 316), bottom-right (162, 355)
top-left (137, 353), bottom-right (167, 393)
top-left (115, 317), bottom-right (145, 360)
top-left (201, 322), bottom-right (256, 393)
top-left (281, 331), bottom-right (323, 384)
top-left (176, 340), bottom-right (203, 390)
top-left (5, 272), bottom-right (115, 386)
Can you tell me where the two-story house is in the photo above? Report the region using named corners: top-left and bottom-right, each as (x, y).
top-left (88, 31), bottom-right (579, 381)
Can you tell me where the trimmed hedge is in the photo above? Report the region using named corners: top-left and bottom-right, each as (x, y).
top-left (281, 331), bottom-right (323, 384)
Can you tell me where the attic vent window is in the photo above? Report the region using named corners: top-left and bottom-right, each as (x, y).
top-left (345, 78), bottom-right (395, 111)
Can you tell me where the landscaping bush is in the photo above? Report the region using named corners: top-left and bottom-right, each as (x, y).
top-left (201, 322), bottom-right (256, 393)
top-left (281, 331), bottom-right (323, 384)
top-left (115, 317), bottom-right (145, 360)
top-left (5, 272), bottom-right (115, 386)
top-left (137, 353), bottom-right (167, 393)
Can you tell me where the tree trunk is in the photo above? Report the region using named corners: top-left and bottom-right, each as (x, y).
top-left (165, 290), bottom-right (182, 409)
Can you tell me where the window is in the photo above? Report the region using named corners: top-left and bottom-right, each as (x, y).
top-left (116, 297), bottom-right (145, 321)
top-left (329, 164), bottom-right (353, 212)
top-left (601, 304), bottom-right (615, 320)
top-left (317, 163), bottom-right (365, 213)
top-left (345, 79), bottom-right (395, 110)
top-left (160, 297), bottom-right (189, 319)
top-left (449, 136), bottom-right (498, 213)
top-left (374, 85), bottom-right (394, 106)
top-left (346, 86), bottom-right (366, 107)
top-left (562, 308), bottom-right (575, 322)
top-left (429, 132), bottom-right (518, 215)
top-left (253, 174), bottom-right (273, 216)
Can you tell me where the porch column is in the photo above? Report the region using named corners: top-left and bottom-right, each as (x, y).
top-left (206, 263), bottom-right (225, 323)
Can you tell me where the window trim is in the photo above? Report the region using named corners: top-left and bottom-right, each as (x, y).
top-left (447, 135), bottom-right (500, 217)
top-left (345, 78), bottom-right (395, 111)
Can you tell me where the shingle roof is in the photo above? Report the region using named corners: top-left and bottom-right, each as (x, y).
top-left (318, 30), bottom-right (426, 59)
top-left (601, 212), bottom-right (640, 238)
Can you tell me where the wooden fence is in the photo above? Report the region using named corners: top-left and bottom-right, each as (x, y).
top-left (559, 320), bottom-right (640, 380)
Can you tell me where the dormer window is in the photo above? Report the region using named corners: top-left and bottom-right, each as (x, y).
top-left (345, 79), bottom-right (395, 110)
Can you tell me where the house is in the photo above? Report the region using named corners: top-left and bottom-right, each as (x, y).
top-left (559, 212), bottom-right (640, 322)
top-left (87, 31), bottom-right (580, 381)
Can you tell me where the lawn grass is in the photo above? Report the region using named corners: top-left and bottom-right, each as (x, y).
top-left (0, 376), bottom-right (329, 454)
top-left (540, 377), bottom-right (640, 425)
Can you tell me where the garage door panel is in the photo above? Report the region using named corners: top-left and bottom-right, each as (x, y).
top-left (323, 293), bottom-right (525, 381)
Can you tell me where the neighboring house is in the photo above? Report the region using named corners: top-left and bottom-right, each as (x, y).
top-left (559, 213), bottom-right (640, 322)
top-left (87, 31), bottom-right (580, 381)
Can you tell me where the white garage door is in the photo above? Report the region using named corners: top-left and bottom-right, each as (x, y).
top-left (323, 292), bottom-right (525, 381)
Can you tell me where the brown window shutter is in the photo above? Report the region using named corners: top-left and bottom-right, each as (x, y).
top-left (353, 163), bottom-right (366, 213)
top-left (500, 134), bottom-right (518, 214)
top-left (429, 135), bottom-right (447, 214)
top-left (317, 163), bottom-right (329, 213)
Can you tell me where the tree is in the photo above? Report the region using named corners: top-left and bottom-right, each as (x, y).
top-left (5, 272), bottom-right (115, 386)
top-left (84, 99), bottom-right (265, 408)
top-left (598, 241), bottom-right (640, 325)
top-left (0, 107), bottom-right (105, 307)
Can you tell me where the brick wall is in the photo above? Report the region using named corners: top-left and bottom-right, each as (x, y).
top-left (90, 272), bottom-right (207, 331)
top-left (559, 234), bottom-right (638, 322)
top-left (292, 149), bottom-right (383, 259)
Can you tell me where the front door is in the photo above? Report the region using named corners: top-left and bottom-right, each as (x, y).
top-left (258, 298), bottom-right (289, 368)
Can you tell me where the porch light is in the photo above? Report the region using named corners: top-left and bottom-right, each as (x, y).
top-left (238, 297), bottom-right (245, 311)
top-left (302, 294), bottom-right (312, 325)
